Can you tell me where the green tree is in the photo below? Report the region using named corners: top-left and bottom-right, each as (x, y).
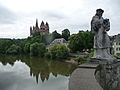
top-left (68, 30), bottom-right (93, 52)
top-left (31, 35), bottom-right (43, 43)
top-left (30, 42), bottom-right (46, 57)
top-left (48, 44), bottom-right (69, 59)
top-left (56, 44), bottom-right (69, 59)
top-left (33, 31), bottom-right (40, 37)
top-left (62, 29), bottom-right (70, 41)
top-left (48, 45), bottom-right (58, 59)
top-left (0, 39), bottom-right (14, 54)
top-left (52, 30), bottom-right (62, 40)
top-left (68, 34), bottom-right (82, 52)
top-left (24, 43), bottom-right (31, 53)
top-left (6, 44), bottom-right (21, 54)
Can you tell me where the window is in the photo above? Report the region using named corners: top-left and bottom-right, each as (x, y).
top-left (116, 48), bottom-right (118, 51)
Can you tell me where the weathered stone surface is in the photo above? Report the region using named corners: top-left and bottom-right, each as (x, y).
top-left (69, 64), bottom-right (103, 90)
top-left (78, 63), bottom-right (98, 69)
top-left (95, 62), bottom-right (120, 90)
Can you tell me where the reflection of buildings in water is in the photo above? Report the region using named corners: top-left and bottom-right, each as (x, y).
top-left (30, 68), bottom-right (50, 83)
top-left (28, 60), bottom-right (77, 84)
top-left (95, 62), bottom-right (120, 90)
top-left (52, 72), bottom-right (57, 77)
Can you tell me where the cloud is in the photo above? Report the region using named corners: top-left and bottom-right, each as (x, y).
top-left (0, 5), bottom-right (16, 24)
top-left (41, 10), bottom-right (67, 20)
top-left (0, 0), bottom-right (120, 38)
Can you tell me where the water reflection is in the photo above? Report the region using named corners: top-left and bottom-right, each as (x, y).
top-left (95, 62), bottom-right (120, 90)
top-left (0, 55), bottom-right (77, 84)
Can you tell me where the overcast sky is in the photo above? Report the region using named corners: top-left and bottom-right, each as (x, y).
top-left (0, 0), bottom-right (120, 38)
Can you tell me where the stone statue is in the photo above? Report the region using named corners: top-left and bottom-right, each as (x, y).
top-left (91, 9), bottom-right (115, 60)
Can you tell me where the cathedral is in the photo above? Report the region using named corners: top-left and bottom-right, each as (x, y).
top-left (30, 19), bottom-right (49, 36)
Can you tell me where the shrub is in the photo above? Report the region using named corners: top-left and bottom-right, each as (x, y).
top-left (74, 56), bottom-right (86, 64)
top-left (44, 52), bottom-right (51, 58)
top-left (88, 51), bottom-right (94, 58)
top-left (56, 44), bottom-right (69, 59)
top-left (30, 42), bottom-right (46, 57)
top-left (48, 44), bottom-right (69, 60)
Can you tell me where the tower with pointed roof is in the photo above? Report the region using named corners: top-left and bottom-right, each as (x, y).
top-left (30, 19), bottom-right (49, 36)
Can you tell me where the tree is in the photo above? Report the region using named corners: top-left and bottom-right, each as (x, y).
top-left (31, 35), bottom-right (43, 43)
top-left (6, 44), bottom-right (21, 54)
top-left (56, 44), bottom-right (69, 59)
top-left (68, 34), bottom-right (82, 52)
top-left (24, 43), bottom-right (31, 53)
top-left (30, 42), bottom-right (46, 57)
top-left (48, 44), bottom-right (69, 59)
top-left (62, 29), bottom-right (70, 41)
top-left (0, 39), bottom-right (14, 54)
top-left (33, 31), bottom-right (40, 37)
top-left (68, 30), bottom-right (93, 52)
top-left (52, 30), bottom-right (62, 40)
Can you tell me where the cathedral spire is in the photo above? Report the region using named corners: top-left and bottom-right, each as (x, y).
top-left (36, 19), bottom-right (38, 27)
top-left (46, 22), bottom-right (49, 28)
top-left (40, 21), bottom-right (44, 26)
top-left (30, 26), bottom-right (32, 36)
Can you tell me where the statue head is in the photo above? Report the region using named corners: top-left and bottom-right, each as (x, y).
top-left (96, 8), bottom-right (104, 17)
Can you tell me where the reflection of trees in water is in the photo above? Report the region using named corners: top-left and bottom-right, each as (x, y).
top-left (27, 57), bottom-right (77, 83)
top-left (0, 55), bottom-right (77, 84)
top-left (0, 55), bottom-right (21, 66)
top-left (95, 62), bottom-right (120, 90)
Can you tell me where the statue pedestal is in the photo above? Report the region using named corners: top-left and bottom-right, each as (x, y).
top-left (89, 58), bottom-right (101, 64)
top-left (89, 57), bottom-right (118, 64)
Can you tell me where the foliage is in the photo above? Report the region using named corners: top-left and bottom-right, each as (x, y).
top-left (68, 30), bottom-right (94, 52)
top-left (30, 42), bottom-right (46, 57)
top-left (88, 49), bottom-right (94, 58)
top-left (0, 39), bottom-right (14, 54)
top-left (6, 44), bottom-right (21, 54)
top-left (56, 44), bottom-right (69, 59)
top-left (74, 56), bottom-right (87, 64)
top-left (62, 29), bottom-right (70, 41)
top-left (0, 29), bottom-right (94, 61)
top-left (52, 30), bottom-right (62, 40)
top-left (31, 35), bottom-right (43, 43)
top-left (113, 54), bottom-right (120, 59)
top-left (24, 43), bottom-right (31, 53)
top-left (44, 51), bottom-right (51, 58)
top-left (47, 44), bottom-right (69, 60)
top-left (33, 31), bottom-right (40, 37)
top-left (68, 34), bottom-right (82, 52)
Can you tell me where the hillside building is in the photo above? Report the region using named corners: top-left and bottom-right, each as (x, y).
top-left (30, 19), bottom-right (49, 36)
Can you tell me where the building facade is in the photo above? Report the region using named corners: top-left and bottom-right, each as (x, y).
top-left (112, 34), bottom-right (120, 55)
top-left (50, 38), bottom-right (67, 46)
top-left (30, 19), bottom-right (49, 36)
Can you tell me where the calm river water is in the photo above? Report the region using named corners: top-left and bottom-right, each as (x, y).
top-left (0, 55), bottom-right (77, 90)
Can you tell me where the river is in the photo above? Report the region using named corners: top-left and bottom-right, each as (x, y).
top-left (0, 55), bottom-right (77, 90)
